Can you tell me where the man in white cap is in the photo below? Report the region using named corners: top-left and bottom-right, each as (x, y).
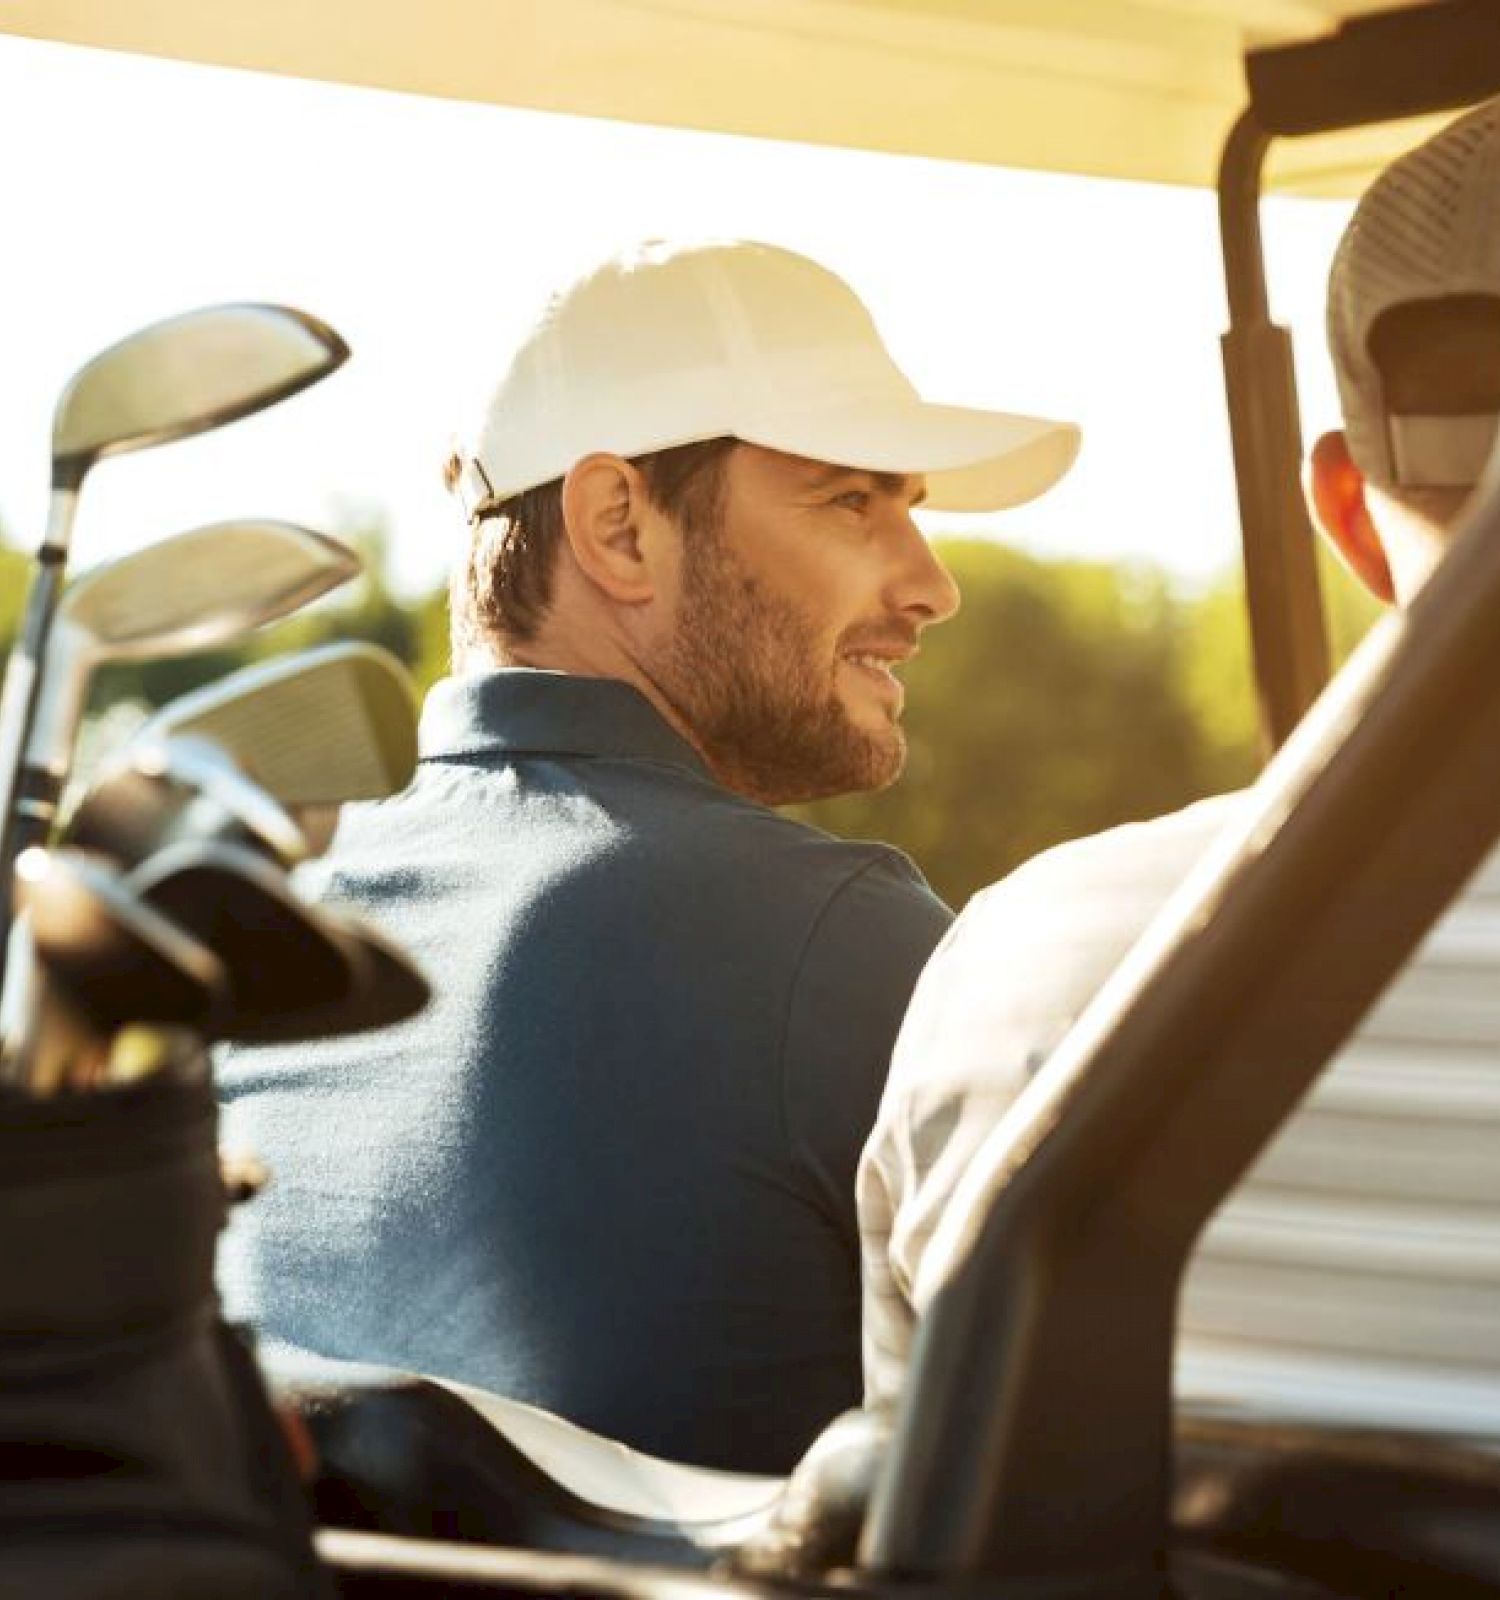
top-left (220, 239), bottom-right (1077, 1472)
top-left (861, 101), bottom-right (1500, 1440)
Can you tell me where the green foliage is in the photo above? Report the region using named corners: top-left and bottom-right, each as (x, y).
top-left (1320, 543), bottom-right (1384, 665)
top-left (1174, 542), bottom-right (1382, 804)
top-left (1174, 577), bottom-right (1259, 795)
top-left (411, 583), bottom-right (455, 694)
top-left (0, 540), bottom-right (27, 648)
top-left (794, 541), bottom-right (1237, 909)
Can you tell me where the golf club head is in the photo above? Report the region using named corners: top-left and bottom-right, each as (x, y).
top-left (226, 908), bottom-right (430, 1045)
top-left (20, 521), bottom-right (359, 832)
top-left (0, 303), bottom-right (347, 977)
top-left (129, 840), bottom-right (355, 1027)
top-left (65, 735), bottom-right (309, 869)
top-left (14, 847), bottom-right (227, 1040)
top-left (51, 305), bottom-right (348, 487)
top-left (62, 520), bottom-right (358, 660)
top-left (141, 643), bottom-right (419, 808)
top-left (129, 839), bottom-right (429, 1045)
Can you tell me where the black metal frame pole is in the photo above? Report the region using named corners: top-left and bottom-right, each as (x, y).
top-left (1218, 109), bottom-right (1330, 754)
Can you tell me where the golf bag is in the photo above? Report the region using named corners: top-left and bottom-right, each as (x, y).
top-left (0, 1073), bottom-right (327, 1599)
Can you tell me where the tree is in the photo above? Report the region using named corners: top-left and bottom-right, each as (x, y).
top-left (0, 524), bottom-right (27, 654)
top-left (1176, 545), bottom-right (1381, 795)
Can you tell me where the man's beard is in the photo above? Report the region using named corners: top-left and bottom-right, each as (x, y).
top-left (660, 537), bottom-right (908, 807)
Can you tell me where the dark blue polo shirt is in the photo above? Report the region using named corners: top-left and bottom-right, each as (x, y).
top-left (219, 670), bottom-right (950, 1472)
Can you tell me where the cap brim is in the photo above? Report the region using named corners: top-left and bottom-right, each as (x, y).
top-left (739, 399), bottom-right (1080, 512)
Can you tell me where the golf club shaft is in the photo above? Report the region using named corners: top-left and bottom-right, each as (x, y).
top-left (0, 920), bottom-right (100, 1095)
top-left (8, 736), bottom-right (68, 863)
top-left (8, 978), bottom-right (107, 1095)
top-left (1, 304), bottom-right (350, 975)
top-left (0, 489), bottom-right (79, 975)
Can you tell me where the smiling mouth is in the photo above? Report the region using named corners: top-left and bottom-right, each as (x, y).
top-left (844, 651), bottom-right (901, 676)
top-left (839, 651), bottom-right (909, 703)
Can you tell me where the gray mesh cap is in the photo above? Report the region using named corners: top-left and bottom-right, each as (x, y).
top-left (455, 239), bottom-right (1080, 517)
top-left (1329, 98), bottom-right (1500, 489)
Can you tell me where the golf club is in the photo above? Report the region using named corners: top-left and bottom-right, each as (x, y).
top-left (0, 958), bottom-right (112, 1095)
top-left (98, 1023), bottom-right (208, 1092)
top-left (129, 839), bottom-right (357, 1027)
top-left (65, 734), bottom-right (311, 871)
top-left (227, 909), bottom-right (430, 1044)
top-left (127, 837), bottom-right (429, 1043)
top-left (12, 520), bottom-right (358, 860)
top-left (0, 304), bottom-right (348, 941)
top-left (3, 985), bottom-right (206, 1097)
top-left (4, 847), bottom-right (228, 1094)
top-left (140, 642), bottom-right (420, 808)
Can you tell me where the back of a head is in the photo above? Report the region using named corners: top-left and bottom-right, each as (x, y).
top-left (1329, 97), bottom-right (1500, 526)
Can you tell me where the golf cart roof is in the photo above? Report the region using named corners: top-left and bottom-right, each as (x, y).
top-left (0, 0), bottom-right (1457, 194)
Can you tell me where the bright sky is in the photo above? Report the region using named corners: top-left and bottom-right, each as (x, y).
top-left (0, 35), bottom-right (1353, 599)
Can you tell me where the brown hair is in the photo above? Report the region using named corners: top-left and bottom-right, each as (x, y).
top-left (447, 437), bottom-right (738, 664)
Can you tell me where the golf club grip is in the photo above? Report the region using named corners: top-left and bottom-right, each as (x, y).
top-left (0, 563), bottom-right (68, 978)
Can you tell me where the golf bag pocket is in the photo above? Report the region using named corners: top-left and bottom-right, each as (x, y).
top-left (0, 1076), bottom-right (327, 1598)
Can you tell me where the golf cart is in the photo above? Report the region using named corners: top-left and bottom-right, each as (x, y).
top-left (4, 1), bottom-right (1500, 1596)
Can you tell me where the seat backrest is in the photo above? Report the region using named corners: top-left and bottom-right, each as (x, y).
top-left (1179, 844), bottom-right (1500, 1439)
top-left (1176, 1413), bottom-right (1500, 1597)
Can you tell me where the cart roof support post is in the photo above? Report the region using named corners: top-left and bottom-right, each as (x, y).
top-left (1219, 108), bottom-right (1330, 755)
top-left (1219, 0), bottom-right (1500, 755)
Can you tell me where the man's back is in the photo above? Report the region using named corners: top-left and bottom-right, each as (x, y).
top-left (863, 98), bottom-right (1500, 1430)
top-left (861, 793), bottom-right (1500, 1438)
top-left (222, 670), bottom-right (950, 1472)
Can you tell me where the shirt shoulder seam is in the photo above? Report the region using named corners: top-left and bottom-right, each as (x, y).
top-left (773, 852), bottom-right (921, 1208)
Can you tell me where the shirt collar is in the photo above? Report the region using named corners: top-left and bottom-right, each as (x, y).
top-left (418, 669), bottom-right (714, 779)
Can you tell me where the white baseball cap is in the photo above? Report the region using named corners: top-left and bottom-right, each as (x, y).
top-left (1329, 98), bottom-right (1500, 489)
top-left (454, 239), bottom-right (1079, 518)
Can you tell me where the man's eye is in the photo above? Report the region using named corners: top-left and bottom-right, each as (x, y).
top-left (834, 490), bottom-right (871, 512)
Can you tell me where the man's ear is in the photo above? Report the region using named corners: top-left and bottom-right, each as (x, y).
top-left (1307, 430), bottom-right (1396, 604)
top-left (559, 454), bottom-right (658, 604)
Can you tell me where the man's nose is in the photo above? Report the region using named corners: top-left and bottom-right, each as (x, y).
top-left (887, 516), bottom-right (961, 627)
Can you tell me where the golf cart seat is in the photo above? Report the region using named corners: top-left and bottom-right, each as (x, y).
top-left (267, 1345), bottom-right (882, 1573)
top-left (1172, 1413), bottom-right (1500, 1597)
